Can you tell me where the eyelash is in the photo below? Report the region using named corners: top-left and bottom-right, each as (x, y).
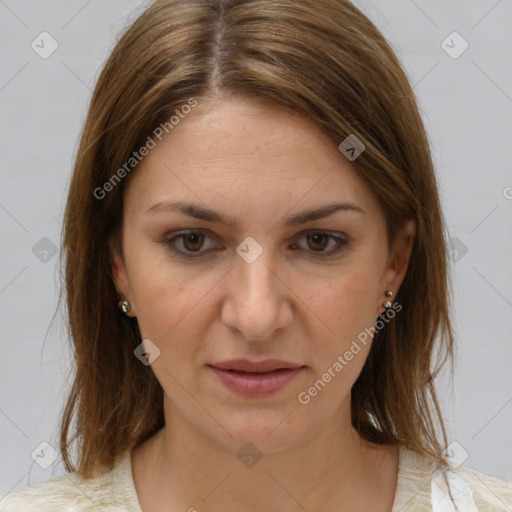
top-left (160, 230), bottom-right (348, 259)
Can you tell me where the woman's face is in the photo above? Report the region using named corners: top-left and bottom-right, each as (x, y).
top-left (111, 95), bottom-right (414, 453)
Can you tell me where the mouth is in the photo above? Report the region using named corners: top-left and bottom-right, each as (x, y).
top-left (209, 358), bottom-right (304, 373)
top-left (208, 359), bottom-right (306, 397)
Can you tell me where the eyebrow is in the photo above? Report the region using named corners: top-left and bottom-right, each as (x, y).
top-left (144, 200), bottom-right (364, 229)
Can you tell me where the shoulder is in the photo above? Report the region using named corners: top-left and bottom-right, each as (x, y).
top-left (394, 445), bottom-right (512, 512)
top-left (0, 463), bottom-right (119, 511)
top-left (454, 464), bottom-right (512, 511)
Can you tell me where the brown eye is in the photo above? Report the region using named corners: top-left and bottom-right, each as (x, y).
top-left (291, 231), bottom-right (348, 258)
top-left (181, 232), bottom-right (205, 252)
top-left (306, 233), bottom-right (330, 251)
top-left (162, 230), bottom-right (220, 258)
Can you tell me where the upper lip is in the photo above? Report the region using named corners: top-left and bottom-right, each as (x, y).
top-left (209, 359), bottom-right (304, 373)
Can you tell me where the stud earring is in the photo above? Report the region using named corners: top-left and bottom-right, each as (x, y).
top-left (118, 296), bottom-right (131, 314)
top-left (383, 290), bottom-right (393, 309)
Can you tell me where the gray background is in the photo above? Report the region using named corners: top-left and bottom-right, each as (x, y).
top-left (1, 0), bottom-right (511, 498)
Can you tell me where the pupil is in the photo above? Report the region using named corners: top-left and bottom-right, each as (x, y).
top-left (184, 233), bottom-right (203, 251)
top-left (308, 233), bottom-right (327, 251)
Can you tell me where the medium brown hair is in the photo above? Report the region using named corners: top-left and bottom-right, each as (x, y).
top-left (59, 0), bottom-right (455, 478)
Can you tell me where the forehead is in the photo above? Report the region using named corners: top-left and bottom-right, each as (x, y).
top-left (123, 96), bottom-right (381, 222)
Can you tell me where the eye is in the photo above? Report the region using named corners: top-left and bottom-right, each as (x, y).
top-left (162, 230), bottom-right (221, 258)
top-left (160, 229), bottom-right (348, 259)
top-left (290, 231), bottom-right (348, 257)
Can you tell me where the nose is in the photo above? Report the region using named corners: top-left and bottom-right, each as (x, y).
top-left (220, 243), bottom-right (293, 342)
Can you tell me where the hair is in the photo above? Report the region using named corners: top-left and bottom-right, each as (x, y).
top-left (59, 0), bottom-right (455, 478)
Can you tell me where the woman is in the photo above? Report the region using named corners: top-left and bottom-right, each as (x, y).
top-left (2, 0), bottom-right (511, 510)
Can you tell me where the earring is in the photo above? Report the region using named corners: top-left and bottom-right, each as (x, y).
top-left (382, 290), bottom-right (393, 309)
top-left (118, 296), bottom-right (131, 314)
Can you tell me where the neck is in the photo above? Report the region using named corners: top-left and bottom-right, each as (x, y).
top-left (133, 397), bottom-right (396, 512)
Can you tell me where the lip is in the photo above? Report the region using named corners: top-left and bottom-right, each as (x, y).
top-left (210, 358), bottom-right (303, 372)
top-left (208, 359), bottom-right (306, 397)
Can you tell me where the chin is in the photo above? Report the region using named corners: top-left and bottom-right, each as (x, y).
top-left (210, 409), bottom-right (308, 455)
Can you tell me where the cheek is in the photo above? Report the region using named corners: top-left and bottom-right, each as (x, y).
top-left (298, 266), bottom-right (382, 378)
top-left (133, 271), bottom-right (209, 345)
top-left (305, 266), bottom-right (381, 332)
top-left (122, 238), bottom-right (205, 342)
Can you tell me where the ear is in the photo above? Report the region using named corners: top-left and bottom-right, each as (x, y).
top-left (109, 234), bottom-right (136, 317)
top-left (377, 219), bottom-right (416, 315)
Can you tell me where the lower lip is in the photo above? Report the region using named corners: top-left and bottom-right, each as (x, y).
top-left (208, 366), bottom-right (305, 397)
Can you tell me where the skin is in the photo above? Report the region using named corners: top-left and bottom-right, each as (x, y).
top-left (111, 95), bottom-right (415, 512)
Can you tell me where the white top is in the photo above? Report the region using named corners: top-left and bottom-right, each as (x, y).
top-left (1, 444), bottom-right (512, 511)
